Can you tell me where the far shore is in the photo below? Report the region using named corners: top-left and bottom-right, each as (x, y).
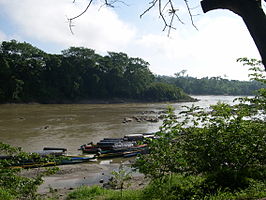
top-left (1, 97), bottom-right (199, 105)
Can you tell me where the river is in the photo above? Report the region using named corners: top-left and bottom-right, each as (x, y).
top-left (0, 96), bottom-right (240, 154)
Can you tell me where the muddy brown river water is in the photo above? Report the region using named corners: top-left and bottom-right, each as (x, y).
top-left (0, 96), bottom-right (240, 154)
top-left (0, 96), bottom-right (242, 194)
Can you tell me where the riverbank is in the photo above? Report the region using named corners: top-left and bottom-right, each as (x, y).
top-left (0, 96), bottom-right (198, 105)
top-left (75, 97), bottom-right (198, 104)
top-left (21, 159), bottom-right (149, 200)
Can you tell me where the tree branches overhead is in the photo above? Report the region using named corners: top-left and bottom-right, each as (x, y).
top-left (68, 0), bottom-right (199, 35)
top-left (140, 0), bottom-right (198, 35)
top-left (68, 0), bottom-right (126, 34)
top-left (68, 0), bottom-right (93, 34)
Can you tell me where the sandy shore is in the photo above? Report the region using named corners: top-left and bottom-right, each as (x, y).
top-left (21, 159), bottom-right (148, 199)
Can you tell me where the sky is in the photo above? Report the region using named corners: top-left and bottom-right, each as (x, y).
top-left (0, 0), bottom-right (264, 80)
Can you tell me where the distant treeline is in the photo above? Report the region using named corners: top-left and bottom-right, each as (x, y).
top-left (156, 71), bottom-right (264, 95)
top-left (0, 40), bottom-right (193, 103)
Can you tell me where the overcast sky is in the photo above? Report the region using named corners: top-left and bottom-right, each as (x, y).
top-left (0, 0), bottom-right (263, 80)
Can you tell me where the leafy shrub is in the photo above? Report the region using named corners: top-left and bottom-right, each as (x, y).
top-left (67, 185), bottom-right (142, 200)
top-left (135, 59), bottom-right (266, 196)
top-left (143, 82), bottom-right (193, 102)
top-left (109, 164), bottom-right (132, 198)
top-left (0, 142), bottom-right (59, 200)
top-left (142, 174), bottom-right (205, 200)
top-left (67, 185), bottom-right (106, 199)
top-left (0, 187), bottom-right (15, 200)
top-left (207, 179), bottom-right (266, 200)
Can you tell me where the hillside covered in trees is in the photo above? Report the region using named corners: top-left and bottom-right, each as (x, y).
top-left (156, 71), bottom-right (263, 95)
top-left (0, 40), bottom-right (193, 103)
top-left (0, 40), bottom-right (263, 104)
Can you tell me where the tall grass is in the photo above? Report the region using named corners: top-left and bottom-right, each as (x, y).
top-left (66, 185), bottom-right (142, 200)
top-left (66, 177), bottom-right (266, 200)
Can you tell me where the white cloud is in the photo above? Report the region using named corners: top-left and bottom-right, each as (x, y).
top-left (0, 0), bottom-right (136, 52)
top-left (126, 13), bottom-right (260, 80)
top-left (0, 0), bottom-right (261, 80)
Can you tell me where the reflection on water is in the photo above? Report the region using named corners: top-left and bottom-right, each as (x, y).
top-left (0, 96), bottom-right (239, 154)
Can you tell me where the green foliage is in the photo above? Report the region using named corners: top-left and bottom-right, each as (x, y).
top-left (0, 40), bottom-right (191, 103)
top-left (67, 185), bottom-right (142, 200)
top-left (66, 178), bottom-right (266, 200)
top-left (143, 82), bottom-right (193, 102)
top-left (0, 187), bottom-right (15, 200)
top-left (206, 180), bottom-right (266, 200)
top-left (0, 142), bottom-right (59, 200)
top-left (142, 176), bottom-right (266, 200)
top-left (156, 66), bottom-right (264, 95)
top-left (142, 174), bottom-right (205, 200)
top-left (134, 110), bottom-right (184, 178)
top-left (134, 59), bottom-right (266, 197)
top-left (67, 185), bottom-right (107, 200)
top-left (109, 165), bottom-right (132, 198)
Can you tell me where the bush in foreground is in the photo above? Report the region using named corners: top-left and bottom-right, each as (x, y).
top-left (66, 185), bottom-right (142, 200)
top-left (66, 59), bottom-right (266, 199)
top-left (0, 143), bottom-right (59, 200)
top-left (66, 179), bottom-right (266, 200)
top-left (134, 59), bottom-right (266, 198)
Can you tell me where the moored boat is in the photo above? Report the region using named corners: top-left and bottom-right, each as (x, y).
top-left (59, 155), bottom-right (96, 165)
top-left (97, 147), bottom-right (148, 159)
top-left (79, 133), bottom-right (154, 158)
top-left (2, 147), bottom-right (97, 168)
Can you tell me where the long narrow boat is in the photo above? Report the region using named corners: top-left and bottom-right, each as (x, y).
top-left (79, 133), bottom-right (154, 158)
top-left (11, 161), bottom-right (57, 169)
top-left (123, 150), bottom-right (148, 158)
top-left (43, 147), bottom-right (67, 152)
top-left (80, 140), bottom-right (137, 153)
top-left (59, 155), bottom-right (96, 165)
top-left (97, 148), bottom-right (148, 159)
top-left (8, 155), bottom-right (96, 168)
top-left (99, 144), bottom-right (147, 154)
top-left (3, 147), bottom-right (97, 168)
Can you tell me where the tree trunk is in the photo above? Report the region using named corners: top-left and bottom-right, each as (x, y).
top-left (201, 0), bottom-right (266, 70)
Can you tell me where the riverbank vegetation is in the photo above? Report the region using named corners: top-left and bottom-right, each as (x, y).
top-left (156, 69), bottom-right (264, 95)
top-left (66, 181), bottom-right (266, 200)
top-left (0, 143), bottom-right (59, 200)
top-left (134, 59), bottom-right (265, 199)
top-left (66, 59), bottom-right (266, 199)
top-left (0, 40), bottom-right (264, 104)
top-left (0, 42), bottom-right (265, 199)
top-left (0, 40), bottom-right (193, 104)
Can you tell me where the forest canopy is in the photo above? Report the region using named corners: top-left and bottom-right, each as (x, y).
top-left (156, 73), bottom-right (264, 95)
top-left (0, 40), bottom-right (192, 103)
top-left (0, 40), bottom-right (263, 104)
